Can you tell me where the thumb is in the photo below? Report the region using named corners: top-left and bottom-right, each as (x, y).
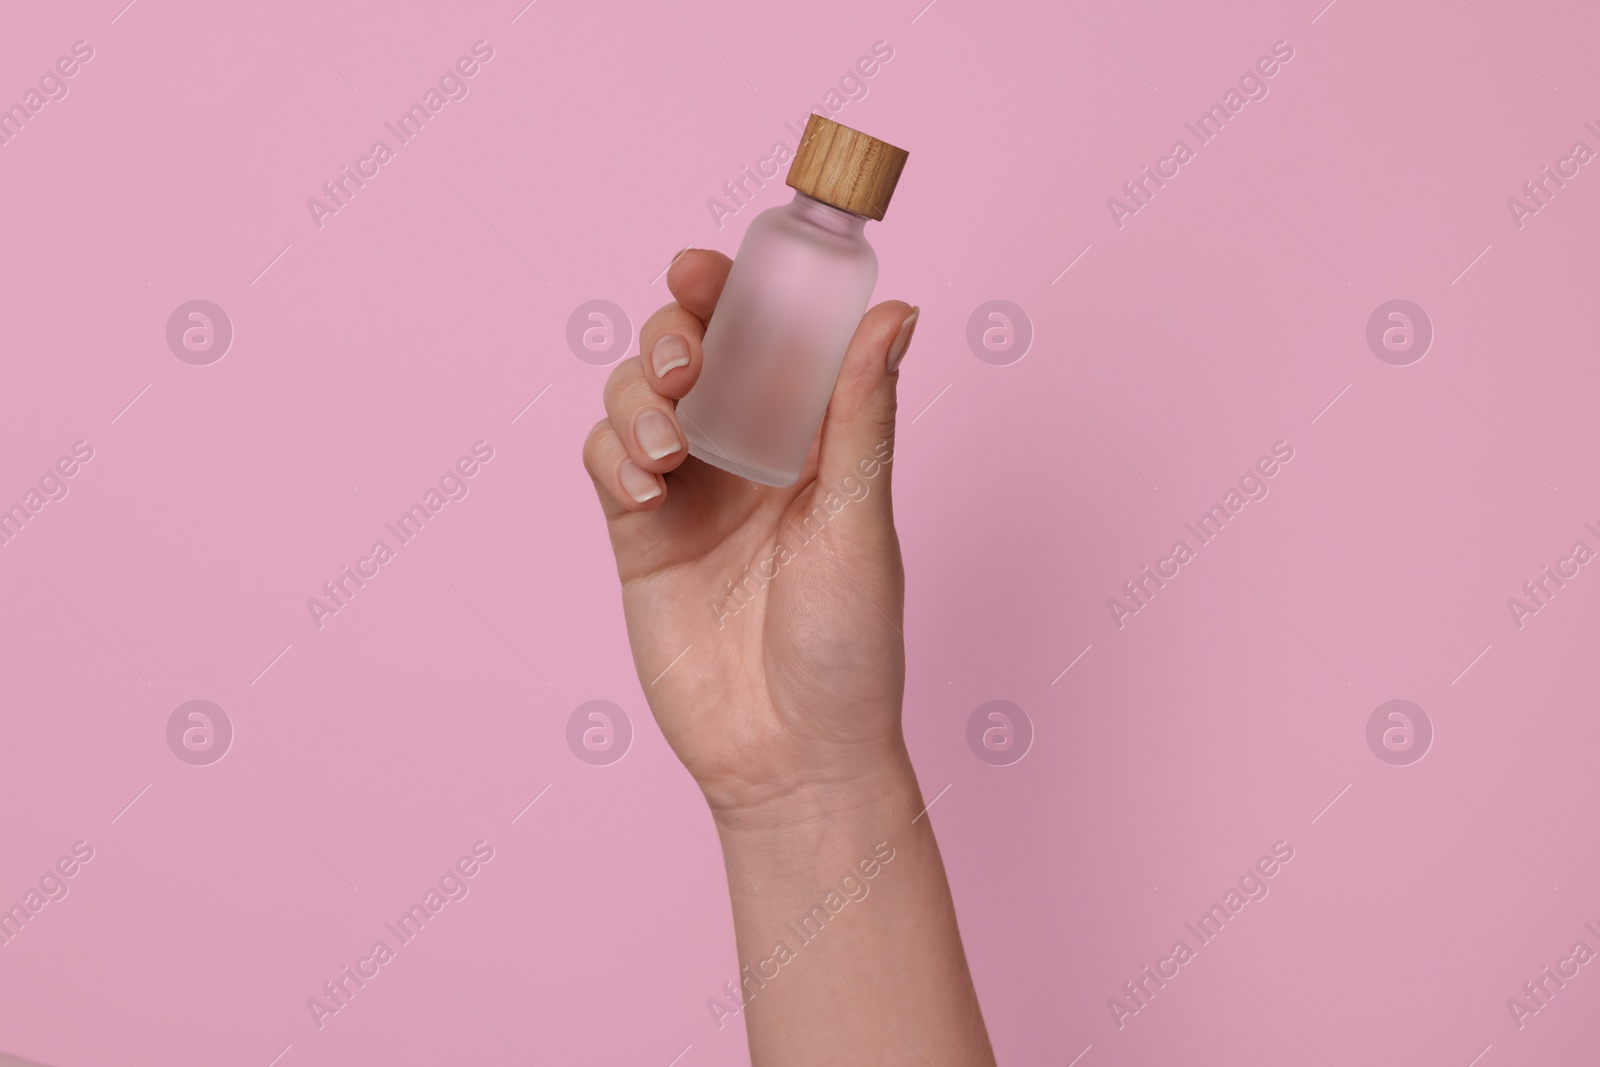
top-left (813, 301), bottom-right (919, 511)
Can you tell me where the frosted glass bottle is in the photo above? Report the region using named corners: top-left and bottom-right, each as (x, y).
top-left (677, 115), bottom-right (909, 487)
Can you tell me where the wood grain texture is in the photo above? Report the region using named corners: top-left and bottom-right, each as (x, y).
top-left (785, 113), bottom-right (909, 220)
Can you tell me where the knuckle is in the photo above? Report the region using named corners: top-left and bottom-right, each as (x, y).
top-left (615, 377), bottom-right (663, 417)
top-left (582, 419), bottom-right (616, 469)
top-left (602, 357), bottom-right (644, 406)
top-left (639, 303), bottom-right (683, 338)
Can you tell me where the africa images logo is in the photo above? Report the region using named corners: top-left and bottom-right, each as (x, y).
top-left (1108, 841), bottom-right (1295, 1029)
top-left (1105, 40), bottom-right (1296, 229)
top-left (305, 42), bottom-right (496, 230)
top-left (306, 841), bottom-right (496, 1030)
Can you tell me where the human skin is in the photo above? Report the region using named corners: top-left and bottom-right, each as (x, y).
top-left (582, 249), bottom-right (995, 1066)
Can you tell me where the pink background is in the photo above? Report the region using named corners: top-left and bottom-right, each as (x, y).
top-left (3, 0), bottom-right (1599, 1064)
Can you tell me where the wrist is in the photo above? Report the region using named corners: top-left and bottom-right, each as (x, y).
top-left (709, 743), bottom-right (925, 874)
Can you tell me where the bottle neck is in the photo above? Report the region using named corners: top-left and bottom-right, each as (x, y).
top-left (789, 191), bottom-right (869, 236)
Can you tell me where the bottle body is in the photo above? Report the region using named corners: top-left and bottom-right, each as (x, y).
top-left (678, 191), bottom-right (878, 486)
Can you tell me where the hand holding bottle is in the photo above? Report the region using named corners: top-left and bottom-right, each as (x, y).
top-left (583, 255), bottom-right (994, 1065)
top-left (582, 246), bottom-right (919, 816)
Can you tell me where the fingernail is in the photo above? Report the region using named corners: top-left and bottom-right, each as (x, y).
top-left (619, 459), bottom-right (662, 503)
top-left (635, 408), bottom-right (682, 461)
top-left (652, 334), bottom-right (690, 377)
top-left (886, 306), bottom-right (920, 373)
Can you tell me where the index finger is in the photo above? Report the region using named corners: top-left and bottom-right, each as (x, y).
top-left (665, 248), bottom-right (734, 325)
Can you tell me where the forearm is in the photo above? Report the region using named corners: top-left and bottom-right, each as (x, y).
top-left (711, 745), bottom-right (995, 1066)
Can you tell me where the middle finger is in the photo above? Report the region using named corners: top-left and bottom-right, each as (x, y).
top-left (602, 356), bottom-right (688, 473)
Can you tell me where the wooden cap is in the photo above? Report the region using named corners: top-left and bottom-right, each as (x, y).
top-left (785, 114), bottom-right (909, 221)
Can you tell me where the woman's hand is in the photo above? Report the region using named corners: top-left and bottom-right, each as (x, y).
top-left (582, 248), bottom-right (921, 820)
